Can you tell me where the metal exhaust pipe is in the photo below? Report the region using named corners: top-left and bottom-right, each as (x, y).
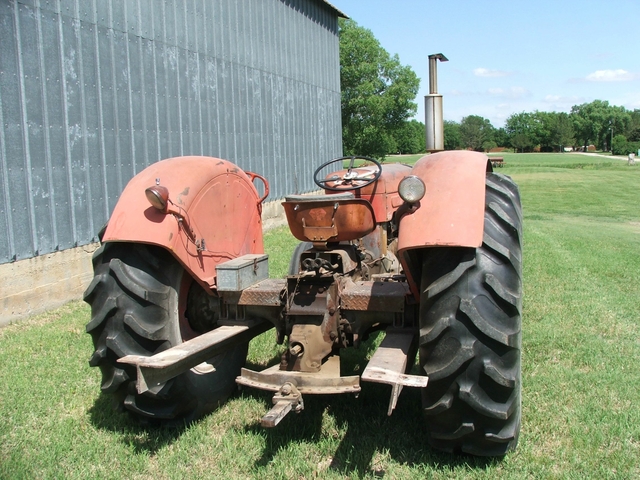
top-left (425, 53), bottom-right (448, 152)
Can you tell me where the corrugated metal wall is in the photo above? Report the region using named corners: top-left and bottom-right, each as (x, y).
top-left (0, 0), bottom-right (343, 264)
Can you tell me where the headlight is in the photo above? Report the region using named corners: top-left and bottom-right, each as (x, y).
top-left (398, 175), bottom-right (426, 204)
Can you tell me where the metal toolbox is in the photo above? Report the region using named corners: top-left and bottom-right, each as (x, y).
top-left (216, 254), bottom-right (269, 291)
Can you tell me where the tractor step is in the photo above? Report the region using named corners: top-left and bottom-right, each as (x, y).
top-left (340, 280), bottom-right (409, 312)
top-left (361, 331), bottom-right (428, 415)
top-left (118, 319), bottom-right (271, 394)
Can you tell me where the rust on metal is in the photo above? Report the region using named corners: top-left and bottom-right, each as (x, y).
top-left (361, 331), bottom-right (428, 415)
top-left (237, 278), bottom-right (286, 306)
top-left (261, 383), bottom-right (304, 427)
top-left (102, 156), bottom-right (266, 291)
top-left (237, 355), bottom-right (360, 394)
top-left (282, 197), bottom-right (376, 243)
top-left (118, 319), bottom-right (272, 394)
top-left (340, 280), bottom-right (409, 312)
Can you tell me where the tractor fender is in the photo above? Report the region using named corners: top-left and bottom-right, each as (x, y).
top-left (397, 151), bottom-right (491, 297)
top-left (102, 156), bottom-right (266, 291)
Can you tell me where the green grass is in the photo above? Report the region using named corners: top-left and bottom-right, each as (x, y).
top-left (1, 153), bottom-right (640, 478)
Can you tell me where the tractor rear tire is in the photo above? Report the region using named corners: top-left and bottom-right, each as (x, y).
top-left (84, 242), bottom-right (248, 425)
top-left (419, 173), bottom-right (522, 456)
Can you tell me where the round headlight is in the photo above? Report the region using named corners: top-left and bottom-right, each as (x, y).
top-left (398, 175), bottom-right (426, 204)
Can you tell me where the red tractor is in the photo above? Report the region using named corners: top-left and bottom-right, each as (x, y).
top-left (84, 149), bottom-right (522, 456)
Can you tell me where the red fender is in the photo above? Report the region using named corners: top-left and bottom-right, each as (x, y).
top-left (102, 156), bottom-right (266, 291)
top-left (397, 151), bottom-right (491, 298)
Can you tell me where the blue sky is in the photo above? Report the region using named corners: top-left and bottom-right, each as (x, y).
top-left (333, 0), bottom-right (640, 128)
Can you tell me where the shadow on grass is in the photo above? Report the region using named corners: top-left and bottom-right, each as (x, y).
top-left (87, 394), bottom-right (186, 454)
top-left (239, 335), bottom-right (501, 477)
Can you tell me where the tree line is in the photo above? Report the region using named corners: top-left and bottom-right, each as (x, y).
top-left (339, 19), bottom-right (640, 158)
top-left (445, 102), bottom-right (640, 155)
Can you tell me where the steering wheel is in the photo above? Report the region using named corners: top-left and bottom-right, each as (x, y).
top-left (313, 156), bottom-right (382, 191)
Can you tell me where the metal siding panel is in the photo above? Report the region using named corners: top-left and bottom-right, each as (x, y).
top-left (272, 74), bottom-right (283, 198)
top-left (163, 0), bottom-right (175, 46)
top-left (152, 0), bottom-right (164, 42)
top-left (177, 46), bottom-right (190, 154)
top-left (0, 0), bottom-right (343, 263)
top-left (97, 25), bottom-right (120, 214)
top-left (61, 11), bottom-right (92, 245)
top-left (220, 57), bottom-right (231, 160)
top-left (164, 44), bottom-right (180, 157)
top-left (129, 31), bottom-right (146, 171)
top-left (96, 0), bottom-right (109, 28)
top-left (194, 0), bottom-right (205, 54)
top-left (139, 0), bottom-right (153, 39)
top-left (59, 0), bottom-right (75, 17)
top-left (111, 29), bottom-right (133, 185)
top-left (206, 56), bottom-right (221, 157)
top-left (0, 4), bottom-right (15, 262)
top-left (111, 0), bottom-right (125, 33)
top-left (125, 0), bottom-right (140, 37)
top-left (174, 0), bottom-right (185, 49)
top-left (19, 3), bottom-right (55, 254)
top-left (1, 4), bottom-right (33, 260)
top-left (262, 70), bottom-right (274, 184)
top-left (0, 95), bottom-right (10, 261)
top-left (80, 19), bottom-right (105, 240)
top-left (141, 37), bottom-right (159, 164)
top-left (41, 8), bottom-right (74, 250)
top-left (155, 41), bottom-right (170, 160)
top-left (78, 0), bottom-right (94, 23)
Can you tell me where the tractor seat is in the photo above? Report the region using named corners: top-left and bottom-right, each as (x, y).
top-left (282, 193), bottom-right (375, 244)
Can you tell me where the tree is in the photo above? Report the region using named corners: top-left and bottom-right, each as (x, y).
top-left (443, 120), bottom-right (462, 150)
top-left (626, 109), bottom-right (640, 142)
top-left (393, 120), bottom-right (426, 154)
top-left (554, 112), bottom-right (575, 150)
top-left (339, 19), bottom-right (420, 159)
top-left (511, 133), bottom-right (533, 153)
top-left (459, 115), bottom-right (494, 151)
top-left (505, 112), bottom-right (540, 152)
top-left (493, 127), bottom-right (510, 148)
top-left (571, 100), bottom-right (631, 150)
top-left (612, 134), bottom-right (628, 155)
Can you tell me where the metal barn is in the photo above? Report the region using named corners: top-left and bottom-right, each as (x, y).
top-left (0, 0), bottom-right (345, 265)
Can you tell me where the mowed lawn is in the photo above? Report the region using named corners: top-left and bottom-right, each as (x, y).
top-left (1, 153), bottom-right (639, 479)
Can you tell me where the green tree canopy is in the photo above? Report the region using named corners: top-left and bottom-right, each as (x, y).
top-left (393, 119), bottom-right (426, 154)
top-left (459, 115), bottom-right (494, 151)
top-left (443, 120), bottom-right (462, 150)
top-left (571, 100), bottom-right (631, 149)
top-left (339, 19), bottom-right (420, 159)
top-left (505, 112), bottom-right (540, 152)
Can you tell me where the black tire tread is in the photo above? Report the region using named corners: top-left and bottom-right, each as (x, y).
top-left (419, 173), bottom-right (523, 456)
top-left (85, 242), bottom-right (247, 425)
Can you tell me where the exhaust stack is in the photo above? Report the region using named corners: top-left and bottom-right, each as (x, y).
top-left (425, 53), bottom-right (448, 152)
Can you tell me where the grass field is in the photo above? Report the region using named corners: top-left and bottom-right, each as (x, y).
top-left (1, 153), bottom-right (639, 479)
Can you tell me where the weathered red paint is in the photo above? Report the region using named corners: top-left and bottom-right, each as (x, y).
top-left (102, 156), bottom-right (265, 291)
top-left (397, 151), bottom-right (491, 298)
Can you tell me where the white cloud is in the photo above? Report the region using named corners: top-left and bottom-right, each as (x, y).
top-left (543, 95), bottom-right (584, 104)
top-left (585, 69), bottom-right (638, 82)
top-left (487, 87), bottom-right (531, 99)
top-left (473, 67), bottom-right (511, 78)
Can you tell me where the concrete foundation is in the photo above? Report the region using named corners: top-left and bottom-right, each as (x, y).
top-left (0, 196), bottom-right (297, 327)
